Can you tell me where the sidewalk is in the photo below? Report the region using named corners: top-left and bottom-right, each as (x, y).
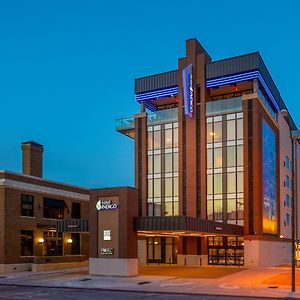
top-left (0, 266), bottom-right (300, 299)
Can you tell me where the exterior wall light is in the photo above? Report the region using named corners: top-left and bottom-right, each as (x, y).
top-left (280, 234), bottom-right (284, 239)
top-left (67, 238), bottom-right (73, 244)
top-left (38, 238), bottom-right (44, 244)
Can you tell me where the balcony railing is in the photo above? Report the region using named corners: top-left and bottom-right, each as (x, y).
top-left (206, 96), bottom-right (242, 116)
top-left (116, 115), bottom-right (135, 131)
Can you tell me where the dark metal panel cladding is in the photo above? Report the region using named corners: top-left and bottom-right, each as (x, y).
top-left (206, 52), bottom-right (260, 79)
top-left (135, 70), bottom-right (178, 94)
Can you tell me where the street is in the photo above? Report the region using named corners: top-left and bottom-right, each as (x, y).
top-left (0, 286), bottom-right (279, 300)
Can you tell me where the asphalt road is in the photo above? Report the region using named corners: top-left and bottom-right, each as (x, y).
top-left (0, 285), bottom-right (281, 300)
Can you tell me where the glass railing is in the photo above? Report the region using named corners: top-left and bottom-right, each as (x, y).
top-left (147, 107), bottom-right (178, 125)
top-left (116, 107), bottom-right (178, 131)
top-left (116, 115), bottom-right (135, 130)
top-left (206, 96), bottom-right (242, 116)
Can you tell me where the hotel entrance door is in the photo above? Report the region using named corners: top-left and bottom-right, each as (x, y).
top-left (147, 237), bottom-right (177, 264)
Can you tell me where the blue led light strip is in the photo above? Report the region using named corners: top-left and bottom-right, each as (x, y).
top-left (135, 86), bottom-right (178, 102)
top-left (206, 70), bottom-right (280, 112)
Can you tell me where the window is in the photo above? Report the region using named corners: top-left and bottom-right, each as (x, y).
top-left (286, 195), bottom-right (290, 207)
top-left (21, 194), bottom-right (34, 217)
top-left (72, 202), bottom-right (81, 219)
top-left (20, 230), bottom-right (33, 256)
top-left (290, 161), bottom-right (293, 173)
top-left (43, 198), bottom-right (67, 219)
top-left (285, 175), bottom-right (289, 188)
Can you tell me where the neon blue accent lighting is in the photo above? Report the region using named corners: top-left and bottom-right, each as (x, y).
top-left (135, 86), bottom-right (178, 102)
top-left (206, 70), bottom-right (280, 112)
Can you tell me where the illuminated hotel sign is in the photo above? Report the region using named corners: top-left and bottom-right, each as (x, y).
top-left (182, 64), bottom-right (193, 117)
top-left (96, 199), bottom-right (118, 211)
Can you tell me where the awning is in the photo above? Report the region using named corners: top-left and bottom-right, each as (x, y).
top-left (44, 198), bottom-right (68, 208)
top-left (57, 219), bottom-right (89, 233)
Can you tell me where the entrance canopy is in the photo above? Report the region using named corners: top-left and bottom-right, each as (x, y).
top-left (135, 216), bottom-right (244, 236)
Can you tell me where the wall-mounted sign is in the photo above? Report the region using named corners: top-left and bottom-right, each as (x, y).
top-left (182, 64), bottom-right (193, 118)
top-left (96, 199), bottom-right (118, 211)
top-left (103, 230), bottom-right (112, 241)
top-left (101, 248), bottom-right (114, 255)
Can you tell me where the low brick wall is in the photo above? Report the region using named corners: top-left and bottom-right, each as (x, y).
top-left (33, 255), bottom-right (86, 264)
top-left (31, 260), bottom-right (88, 272)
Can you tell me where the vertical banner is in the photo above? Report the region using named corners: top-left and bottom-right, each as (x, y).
top-left (182, 64), bottom-right (193, 118)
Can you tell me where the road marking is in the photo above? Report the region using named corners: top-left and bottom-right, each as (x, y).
top-left (160, 282), bottom-right (194, 287)
top-left (218, 283), bottom-right (240, 289)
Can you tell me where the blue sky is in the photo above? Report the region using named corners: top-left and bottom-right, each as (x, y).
top-left (0, 0), bottom-right (299, 188)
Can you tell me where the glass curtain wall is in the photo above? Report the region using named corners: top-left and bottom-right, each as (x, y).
top-left (206, 112), bottom-right (244, 225)
top-left (147, 122), bottom-right (179, 216)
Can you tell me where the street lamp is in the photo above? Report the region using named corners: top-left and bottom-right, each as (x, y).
top-left (281, 109), bottom-right (300, 292)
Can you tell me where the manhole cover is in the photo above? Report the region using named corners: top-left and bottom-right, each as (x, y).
top-left (80, 278), bottom-right (91, 281)
top-left (138, 281), bottom-right (151, 285)
top-left (0, 276), bottom-right (6, 279)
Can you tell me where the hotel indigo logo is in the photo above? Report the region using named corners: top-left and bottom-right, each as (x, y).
top-left (96, 199), bottom-right (118, 211)
top-left (182, 64), bottom-right (193, 118)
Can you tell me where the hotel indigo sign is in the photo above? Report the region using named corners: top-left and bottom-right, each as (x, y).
top-left (182, 64), bottom-right (193, 118)
top-left (96, 199), bottom-right (118, 211)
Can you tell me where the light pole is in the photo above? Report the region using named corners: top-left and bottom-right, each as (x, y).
top-left (281, 109), bottom-right (300, 292)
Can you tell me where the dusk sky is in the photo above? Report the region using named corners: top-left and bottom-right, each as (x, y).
top-left (1, 1), bottom-right (299, 188)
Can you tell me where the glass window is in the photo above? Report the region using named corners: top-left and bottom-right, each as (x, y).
top-left (227, 199), bottom-right (236, 220)
top-left (214, 200), bottom-right (223, 220)
top-left (173, 199), bottom-right (179, 216)
top-left (173, 177), bottom-right (178, 196)
top-left (148, 155), bottom-right (153, 174)
top-left (165, 202), bottom-right (173, 216)
top-left (207, 200), bottom-right (213, 220)
top-left (285, 156), bottom-right (289, 169)
top-left (214, 174), bottom-right (222, 194)
top-left (227, 120), bottom-right (236, 141)
top-left (165, 178), bottom-right (172, 197)
top-left (207, 123), bottom-right (213, 143)
top-left (153, 155), bottom-right (161, 174)
top-left (214, 148), bottom-right (223, 168)
top-left (148, 132), bottom-right (153, 150)
top-left (21, 230), bottom-right (33, 256)
top-left (207, 149), bottom-right (213, 169)
top-left (165, 153), bottom-right (172, 173)
top-left (214, 122), bottom-right (223, 142)
top-left (286, 213), bottom-right (290, 226)
top-left (173, 152), bottom-right (178, 172)
top-left (227, 173), bottom-right (236, 193)
top-left (165, 129), bottom-right (172, 149)
top-left (153, 131), bottom-right (161, 149)
top-left (237, 119), bottom-right (243, 140)
top-left (227, 146), bottom-right (236, 167)
top-left (237, 145), bottom-right (243, 166)
top-left (71, 202), bottom-right (81, 219)
top-left (290, 161), bottom-right (293, 173)
top-left (207, 174), bottom-right (213, 195)
top-left (237, 172), bottom-right (244, 193)
top-left (237, 199), bottom-right (244, 220)
top-left (148, 179), bottom-right (153, 198)
top-left (21, 194), bottom-right (34, 217)
top-left (173, 128), bottom-right (178, 148)
top-left (153, 179), bottom-right (161, 198)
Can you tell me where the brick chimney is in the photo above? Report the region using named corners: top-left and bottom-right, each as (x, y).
top-left (21, 141), bottom-right (44, 178)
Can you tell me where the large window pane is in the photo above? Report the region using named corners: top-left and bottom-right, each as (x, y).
top-left (148, 179), bottom-right (153, 198)
top-left (207, 201), bottom-right (213, 220)
top-left (214, 148), bottom-right (223, 168)
top-left (165, 129), bottom-right (172, 149)
top-left (21, 230), bottom-right (33, 256)
top-left (214, 122), bottom-right (223, 142)
top-left (173, 128), bottom-right (178, 148)
top-left (165, 178), bottom-right (172, 197)
top-left (207, 174), bottom-right (213, 195)
top-left (237, 172), bottom-right (244, 193)
top-left (207, 149), bottom-right (213, 169)
top-left (227, 199), bottom-right (236, 220)
top-left (214, 174), bottom-right (222, 194)
top-left (214, 200), bottom-right (223, 220)
top-left (237, 119), bottom-right (243, 140)
top-left (148, 155), bottom-right (153, 174)
top-left (227, 120), bottom-right (236, 141)
top-left (153, 155), bottom-right (161, 174)
top-left (148, 132), bottom-right (153, 150)
top-left (207, 123), bottom-right (213, 143)
top-left (227, 146), bottom-right (236, 167)
top-left (173, 177), bottom-right (178, 196)
top-left (165, 202), bottom-right (172, 216)
top-left (165, 153), bottom-right (172, 173)
top-left (173, 152), bottom-right (178, 172)
top-left (237, 145), bottom-right (243, 166)
top-left (153, 179), bottom-right (161, 198)
top-left (153, 131), bottom-right (161, 149)
top-left (227, 173), bottom-right (236, 193)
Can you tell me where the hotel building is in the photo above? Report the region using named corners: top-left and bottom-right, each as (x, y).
top-left (117, 38), bottom-right (300, 267)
